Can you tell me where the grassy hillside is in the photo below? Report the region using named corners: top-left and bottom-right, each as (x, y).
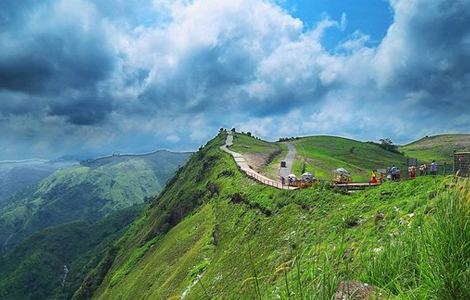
top-left (72, 132), bottom-right (455, 299)
top-left (0, 151), bottom-right (191, 255)
top-left (290, 136), bottom-right (407, 181)
top-left (229, 133), bottom-right (285, 173)
top-left (399, 134), bottom-right (470, 163)
top-left (0, 205), bottom-right (142, 300)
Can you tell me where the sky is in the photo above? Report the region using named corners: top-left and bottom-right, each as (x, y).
top-left (0, 0), bottom-right (469, 160)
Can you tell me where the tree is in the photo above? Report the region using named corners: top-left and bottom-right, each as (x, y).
top-left (379, 138), bottom-right (400, 153)
top-left (246, 132), bottom-right (252, 137)
top-left (380, 138), bottom-right (393, 146)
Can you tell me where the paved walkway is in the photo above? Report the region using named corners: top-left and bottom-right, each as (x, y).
top-left (220, 132), bottom-right (295, 190)
top-left (279, 142), bottom-right (296, 179)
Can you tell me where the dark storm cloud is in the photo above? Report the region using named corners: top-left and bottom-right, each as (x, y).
top-left (0, 0), bottom-right (469, 160)
top-left (48, 95), bottom-right (114, 125)
top-left (0, 0), bottom-right (116, 125)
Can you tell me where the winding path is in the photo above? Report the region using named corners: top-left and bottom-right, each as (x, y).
top-left (220, 132), bottom-right (295, 190)
top-left (279, 142), bottom-right (296, 179)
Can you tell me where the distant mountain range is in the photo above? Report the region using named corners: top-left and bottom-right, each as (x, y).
top-left (0, 160), bottom-right (77, 205)
top-left (0, 149), bottom-right (192, 255)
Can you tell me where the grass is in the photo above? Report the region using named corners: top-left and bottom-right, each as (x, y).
top-left (75, 131), bottom-right (454, 300)
top-left (399, 134), bottom-right (470, 163)
top-left (361, 176), bottom-right (470, 299)
top-left (290, 136), bottom-right (407, 182)
top-left (229, 133), bottom-right (280, 156)
top-left (261, 143), bottom-right (288, 179)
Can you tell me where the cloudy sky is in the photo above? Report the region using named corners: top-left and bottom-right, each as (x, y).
top-left (0, 0), bottom-right (469, 160)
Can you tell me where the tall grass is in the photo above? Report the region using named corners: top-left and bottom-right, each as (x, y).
top-left (243, 226), bottom-right (344, 300)
top-left (362, 176), bottom-right (470, 299)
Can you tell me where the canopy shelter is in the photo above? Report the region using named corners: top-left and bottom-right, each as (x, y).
top-left (334, 168), bottom-right (350, 176)
top-left (302, 172), bottom-right (314, 181)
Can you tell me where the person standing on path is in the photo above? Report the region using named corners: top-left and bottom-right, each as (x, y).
top-left (370, 170), bottom-right (378, 184)
top-left (390, 165), bottom-right (398, 181)
top-left (430, 160), bottom-right (438, 175)
top-left (281, 177), bottom-right (285, 186)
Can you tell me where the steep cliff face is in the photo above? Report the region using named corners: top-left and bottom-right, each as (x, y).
top-left (73, 132), bottom-right (444, 300)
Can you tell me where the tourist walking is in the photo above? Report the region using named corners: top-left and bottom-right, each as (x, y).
top-left (419, 164), bottom-right (424, 176)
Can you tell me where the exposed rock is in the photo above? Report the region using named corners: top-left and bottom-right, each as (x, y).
top-left (375, 211), bottom-right (385, 225)
top-left (342, 247), bottom-right (354, 260)
top-left (334, 281), bottom-right (377, 300)
top-left (206, 182), bottom-right (219, 197)
top-left (212, 228), bottom-right (219, 246)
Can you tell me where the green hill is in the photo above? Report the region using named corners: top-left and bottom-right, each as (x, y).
top-left (399, 134), bottom-right (470, 163)
top-left (230, 133), bottom-right (465, 181)
top-left (0, 205), bottom-right (142, 300)
top-left (290, 136), bottom-right (407, 181)
top-left (0, 150), bottom-right (191, 255)
top-left (229, 133), bottom-right (407, 181)
top-left (70, 132), bottom-right (464, 299)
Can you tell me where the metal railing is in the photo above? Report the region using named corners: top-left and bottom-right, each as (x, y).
top-left (236, 165), bottom-right (291, 190)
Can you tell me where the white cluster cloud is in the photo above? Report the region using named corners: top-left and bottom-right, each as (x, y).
top-left (0, 0), bottom-right (469, 159)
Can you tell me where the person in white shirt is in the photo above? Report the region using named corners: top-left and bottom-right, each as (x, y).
top-left (430, 160), bottom-right (438, 175)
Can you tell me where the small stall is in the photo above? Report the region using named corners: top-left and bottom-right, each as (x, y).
top-left (333, 168), bottom-right (352, 184)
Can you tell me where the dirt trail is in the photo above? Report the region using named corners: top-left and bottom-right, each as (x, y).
top-left (279, 142), bottom-right (296, 179)
top-left (220, 132), bottom-right (296, 190)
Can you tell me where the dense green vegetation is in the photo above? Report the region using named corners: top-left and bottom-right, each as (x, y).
top-left (0, 205), bottom-right (142, 300)
top-left (399, 134), bottom-right (470, 163)
top-left (73, 131), bottom-right (455, 299)
top-left (0, 151), bottom-right (190, 255)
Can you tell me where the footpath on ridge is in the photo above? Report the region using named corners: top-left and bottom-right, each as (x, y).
top-left (279, 142), bottom-right (296, 179)
top-left (220, 132), bottom-right (296, 190)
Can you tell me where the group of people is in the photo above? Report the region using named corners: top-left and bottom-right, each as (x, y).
top-left (370, 160), bottom-right (439, 183)
top-left (417, 160), bottom-right (438, 176)
top-left (370, 170), bottom-right (383, 184)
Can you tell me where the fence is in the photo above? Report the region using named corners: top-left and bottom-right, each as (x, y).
top-left (405, 163), bottom-right (454, 176)
top-left (237, 165), bottom-right (293, 190)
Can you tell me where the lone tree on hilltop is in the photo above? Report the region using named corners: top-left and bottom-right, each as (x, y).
top-left (380, 138), bottom-right (393, 146)
top-left (379, 138), bottom-right (400, 153)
